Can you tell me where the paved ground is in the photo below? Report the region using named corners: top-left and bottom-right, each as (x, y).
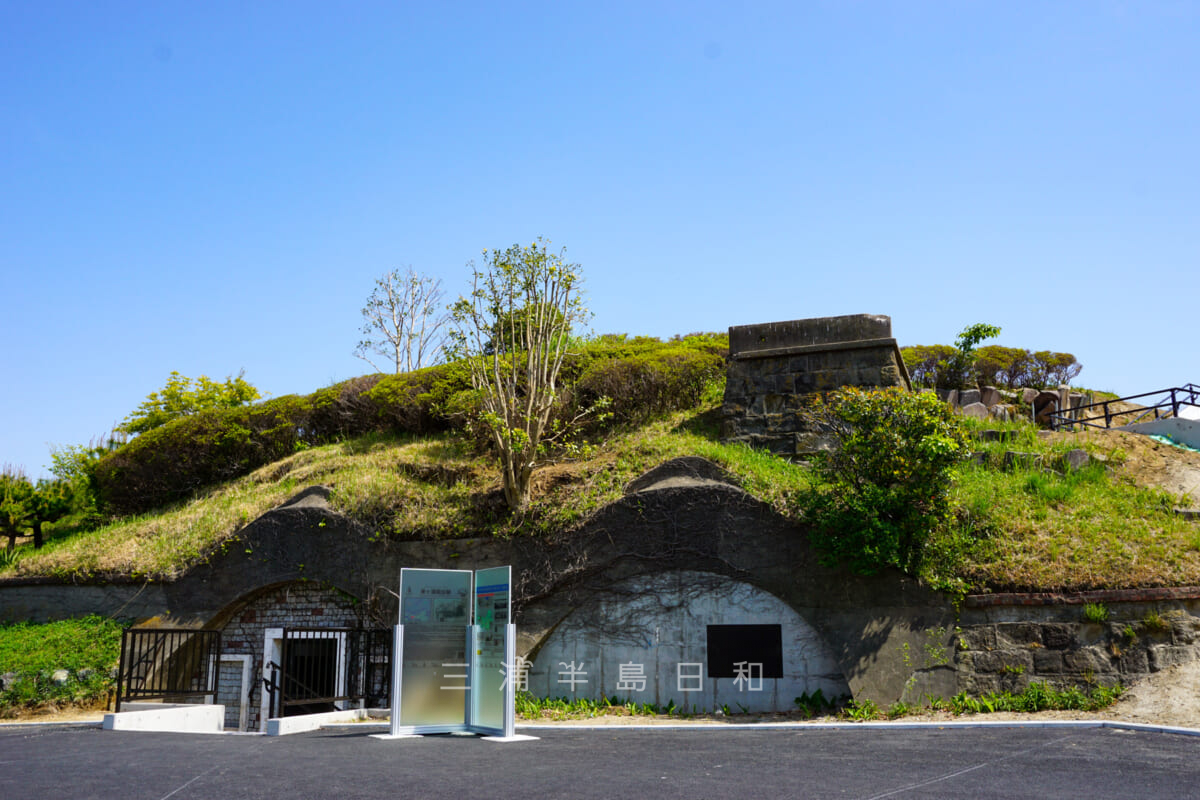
top-left (3, 723), bottom-right (1200, 799)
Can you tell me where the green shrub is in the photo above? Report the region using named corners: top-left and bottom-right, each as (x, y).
top-left (575, 347), bottom-right (725, 429)
top-left (1082, 602), bottom-right (1110, 623)
top-left (901, 344), bottom-right (957, 389)
top-left (1142, 611), bottom-right (1169, 633)
top-left (842, 698), bottom-right (880, 721)
top-left (948, 682), bottom-right (1121, 715)
top-left (93, 395), bottom-right (315, 514)
top-left (366, 361), bottom-right (474, 432)
top-left (307, 374), bottom-right (387, 440)
top-left (800, 387), bottom-right (970, 575)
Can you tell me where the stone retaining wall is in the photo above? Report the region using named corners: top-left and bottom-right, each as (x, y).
top-left (722, 314), bottom-right (911, 457)
top-left (948, 593), bottom-right (1200, 698)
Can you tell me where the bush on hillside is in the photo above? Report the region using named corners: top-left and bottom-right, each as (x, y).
top-left (975, 346), bottom-right (1082, 389)
top-left (901, 344), bottom-right (1083, 390)
top-left (307, 375), bottom-right (386, 440)
top-left (366, 361), bottom-right (474, 432)
top-left (901, 345), bottom-right (957, 389)
top-left (91, 334), bottom-right (729, 516)
top-left (575, 347), bottom-right (725, 428)
top-left (94, 395), bottom-right (314, 514)
top-left (800, 387), bottom-right (969, 575)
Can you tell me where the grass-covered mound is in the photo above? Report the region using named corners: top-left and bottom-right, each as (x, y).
top-left (943, 420), bottom-right (1200, 591)
top-left (5, 390), bottom-right (1197, 595)
top-left (91, 334), bottom-right (727, 515)
top-left (3, 323), bottom-right (1197, 595)
top-left (3, 406), bottom-right (807, 581)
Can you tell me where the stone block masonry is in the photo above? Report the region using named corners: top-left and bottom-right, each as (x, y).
top-left (952, 591), bottom-right (1200, 698)
top-left (722, 314), bottom-right (912, 457)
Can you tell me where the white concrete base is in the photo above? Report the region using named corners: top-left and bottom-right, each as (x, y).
top-left (368, 733), bottom-right (424, 740)
top-left (1121, 418), bottom-right (1200, 450)
top-left (266, 708), bottom-right (370, 736)
top-left (103, 704), bottom-right (225, 734)
top-left (481, 734), bottom-right (539, 743)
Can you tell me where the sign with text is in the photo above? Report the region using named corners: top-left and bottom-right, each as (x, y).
top-left (400, 568), bottom-right (471, 626)
top-left (397, 569), bottom-right (473, 731)
top-left (387, 566), bottom-right (517, 738)
top-left (471, 566), bottom-right (511, 734)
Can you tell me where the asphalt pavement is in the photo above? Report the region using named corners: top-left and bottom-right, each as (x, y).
top-left (2, 723), bottom-right (1200, 799)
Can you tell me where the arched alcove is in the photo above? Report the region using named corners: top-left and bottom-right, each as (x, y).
top-left (526, 571), bottom-right (850, 712)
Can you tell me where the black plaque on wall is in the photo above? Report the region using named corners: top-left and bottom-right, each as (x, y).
top-left (706, 624), bottom-right (784, 678)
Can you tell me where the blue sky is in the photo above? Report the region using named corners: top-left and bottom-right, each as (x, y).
top-left (3, 1), bottom-right (1198, 478)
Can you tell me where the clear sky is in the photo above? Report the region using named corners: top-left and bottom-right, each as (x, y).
top-left (3, 1), bottom-right (1198, 478)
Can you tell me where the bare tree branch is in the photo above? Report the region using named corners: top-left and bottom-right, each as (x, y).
top-left (354, 267), bottom-right (449, 373)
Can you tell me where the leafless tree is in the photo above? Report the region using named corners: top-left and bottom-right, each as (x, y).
top-left (354, 267), bottom-right (449, 373)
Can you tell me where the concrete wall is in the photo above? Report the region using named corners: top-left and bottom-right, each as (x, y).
top-left (513, 470), bottom-right (954, 707)
top-left (722, 314), bottom-right (912, 457)
top-left (0, 581), bottom-right (170, 625)
top-left (103, 703), bottom-right (225, 733)
top-left (528, 571), bottom-right (849, 712)
top-left (1120, 418), bottom-right (1200, 451)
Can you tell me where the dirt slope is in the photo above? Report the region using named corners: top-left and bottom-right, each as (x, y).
top-left (1045, 426), bottom-right (1200, 507)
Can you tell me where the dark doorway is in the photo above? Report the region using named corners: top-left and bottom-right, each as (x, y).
top-left (281, 637), bottom-right (338, 716)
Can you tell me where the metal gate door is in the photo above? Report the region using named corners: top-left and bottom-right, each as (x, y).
top-left (268, 628), bottom-right (391, 718)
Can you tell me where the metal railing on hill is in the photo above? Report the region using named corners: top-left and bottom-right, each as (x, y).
top-left (1048, 384), bottom-right (1200, 431)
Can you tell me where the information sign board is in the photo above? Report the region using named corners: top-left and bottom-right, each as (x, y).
top-left (471, 567), bottom-right (511, 733)
top-left (395, 569), bottom-right (472, 732)
top-left (385, 566), bottom-right (519, 739)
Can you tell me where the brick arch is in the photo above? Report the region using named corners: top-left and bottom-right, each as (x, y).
top-left (204, 579), bottom-right (364, 630)
top-left (206, 580), bottom-right (367, 731)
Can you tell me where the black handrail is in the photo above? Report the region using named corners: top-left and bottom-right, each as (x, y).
top-left (115, 629), bottom-right (221, 712)
top-left (1047, 384), bottom-right (1200, 431)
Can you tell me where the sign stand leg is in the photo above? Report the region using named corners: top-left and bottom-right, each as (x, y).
top-left (370, 624), bottom-right (421, 741)
top-left (481, 623), bottom-right (537, 743)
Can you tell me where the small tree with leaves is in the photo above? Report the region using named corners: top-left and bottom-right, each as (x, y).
top-left (0, 469), bottom-right (33, 552)
top-left (449, 238), bottom-right (592, 513)
top-left (354, 267), bottom-right (450, 373)
top-left (28, 480), bottom-right (72, 549)
top-left (118, 372), bottom-right (261, 435)
top-left (940, 323), bottom-right (1001, 390)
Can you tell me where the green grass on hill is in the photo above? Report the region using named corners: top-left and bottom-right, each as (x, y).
top-left (1, 401), bottom-right (808, 581)
top-left (2, 394), bottom-right (1198, 594)
top-left (0, 615), bottom-right (123, 716)
top-left (941, 417), bottom-right (1200, 591)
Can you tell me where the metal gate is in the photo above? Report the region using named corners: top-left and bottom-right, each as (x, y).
top-left (116, 629), bottom-right (222, 712)
top-left (267, 627), bottom-right (391, 718)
